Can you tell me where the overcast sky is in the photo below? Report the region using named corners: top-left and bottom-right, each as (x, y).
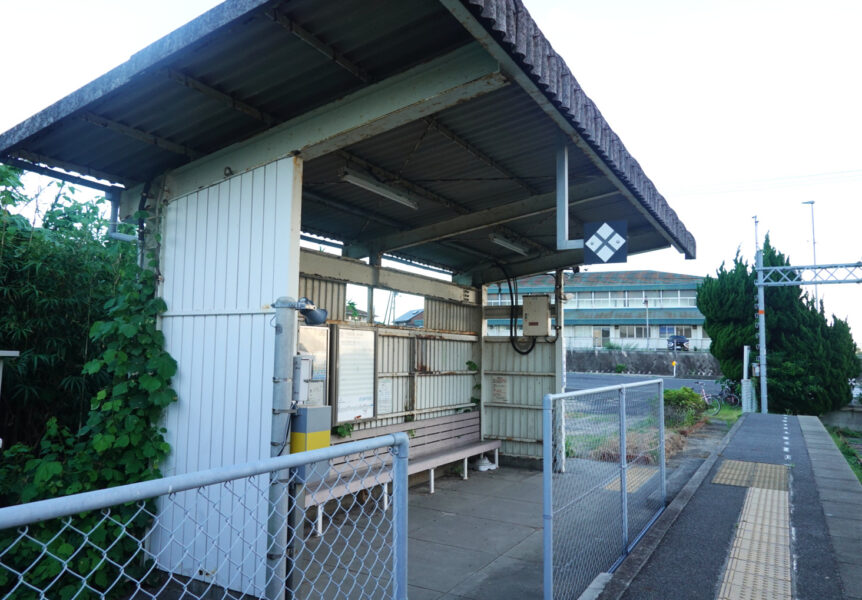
top-left (1, 0), bottom-right (859, 341)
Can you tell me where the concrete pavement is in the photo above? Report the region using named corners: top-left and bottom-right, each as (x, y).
top-left (599, 413), bottom-right (862, 600)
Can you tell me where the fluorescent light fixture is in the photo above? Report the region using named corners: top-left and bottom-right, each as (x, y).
top-left (489, 233), bottom-right (529, 256)
top-left (340, 167), bottom-right (419, 210)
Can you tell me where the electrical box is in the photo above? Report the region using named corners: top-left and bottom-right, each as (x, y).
top-left (522, 294), bottom-right (551, 337)
top-left (752, 362), bottom-right (761, 377)
top-left (298, 325), bottom-right (329, 407)
top-left (292, 354), bottom-right (313, 405)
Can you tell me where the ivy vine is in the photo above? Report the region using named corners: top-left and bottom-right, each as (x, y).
top-left (0, 187), bottom-right (178, 597)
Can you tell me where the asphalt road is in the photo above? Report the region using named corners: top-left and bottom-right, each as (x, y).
top-left (566, 372), bottom-right (721, 395)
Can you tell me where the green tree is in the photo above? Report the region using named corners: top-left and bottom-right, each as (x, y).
top-left (697, 236), bottom-right (857, 414)
top-left (695, 251), bottom-right (756, 383)
top-left (0, 166), bottom-right (133, 446)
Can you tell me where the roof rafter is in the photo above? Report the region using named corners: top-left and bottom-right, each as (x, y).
top-left (365, 183), bottom-right (617, 253)
top-left (1, 156), bottom-right (124, 193)
top-left (79, 112), bottom-right (203, 160)
top-left (4, 149), bottom-right (135, 188)
top-left (467, 227), bottom-right (663, 286)
top-left (424, 117), bottom-right (539, 194)
top-left (338, 149), bottom-right (551, 255)
top-left (271, 10), bottom-right (370, 83)
top-left (302, 188), bottom-right (496, 263)
top-left (165, 69), bottom-right (277, 125)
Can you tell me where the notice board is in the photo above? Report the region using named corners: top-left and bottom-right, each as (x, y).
top-left (335, 327), bottom-right (375, 422)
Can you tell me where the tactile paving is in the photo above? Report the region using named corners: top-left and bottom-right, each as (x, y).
top-left (712, 459), bottom-right (756, 486)
top-left (717, 486), bottom-right (792, 600)
top-left (712, 459), bottom-right (788, 491)
top-left (604, 465), bottom-right (658, 493)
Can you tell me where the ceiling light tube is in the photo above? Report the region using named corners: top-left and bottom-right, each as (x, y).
top-left (340, 167), bottom-right (419, 210)
top-left (489, 233), bottom-right (529, 256)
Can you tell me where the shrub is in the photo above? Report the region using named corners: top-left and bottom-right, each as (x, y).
top-left (664, 386), bottom-right (705, 428)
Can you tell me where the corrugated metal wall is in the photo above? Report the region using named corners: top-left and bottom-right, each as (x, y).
top-left (299, 276), bottom-right (346, 322)
top-left (156, 157), bottom-right (301, 595)
top-left (377, 332), bottom-right (413, 415)
top-left (425, 298), bottom-right (480, 333)
top-left (482, 338), bottom-right (559, 458)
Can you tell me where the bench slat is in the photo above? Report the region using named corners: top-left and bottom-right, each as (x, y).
top-left (335, 412), bottom-right (479, 443)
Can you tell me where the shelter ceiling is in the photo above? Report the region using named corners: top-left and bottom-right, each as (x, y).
top-left (0, 0), bottom-right (695, 285)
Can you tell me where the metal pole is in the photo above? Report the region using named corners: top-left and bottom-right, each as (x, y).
top-left (542, 394), bottom-right (553, 600)
top-left (658, 379), bottom-right (666, 506)
top-left (268, 298), bottom-right (298, 600)
top-left (802, 201), bottom-right (818, 305)
top-left (618, 387), bottom-right (629, 554)
top-left (392, 433), bottom-right (409, 600)
top-left (756, 252), bottom-right (768, 414)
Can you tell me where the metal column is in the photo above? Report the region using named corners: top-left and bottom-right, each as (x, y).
top-left (756, 250), bottom-right (768, 413)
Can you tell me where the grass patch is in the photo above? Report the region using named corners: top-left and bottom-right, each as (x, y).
top-left (710, 404), bottom-right (742, 426)
top-left (826, 426), bottom-right (862, 484)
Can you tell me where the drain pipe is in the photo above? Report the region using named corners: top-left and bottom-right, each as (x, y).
top-left (267, 298), bottom-right (300, 600)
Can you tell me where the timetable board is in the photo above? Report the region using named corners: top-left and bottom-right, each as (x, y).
top-left (335, 327), bottom-right (375, 422)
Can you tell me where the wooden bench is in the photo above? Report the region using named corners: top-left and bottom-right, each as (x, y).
top-left (302, 411), bottom-right (501, 534)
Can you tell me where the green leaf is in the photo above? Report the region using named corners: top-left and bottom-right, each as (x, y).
top-left (138, 374), bottom-right (161, 392)
top-left (119, 323), bottom-right (138, 338)
top-left (33, 461), bottom-right (63, 485)
top-left (82, 359), bottom-right (103, 375)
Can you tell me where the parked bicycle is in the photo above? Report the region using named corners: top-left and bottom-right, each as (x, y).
top-left (694, 381), bottom-right (722, 416)
top-left (717, 380), bottom-right (740, 407)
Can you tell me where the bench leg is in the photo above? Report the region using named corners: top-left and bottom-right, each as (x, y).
top-left (315, 508), bottom-right (323, 537)
top-left (383, 482), bottom-right (389, 511)
top-left (430, 468), bottom-right (435, 494)
top-left (463, 457), bottom-right (468, 480)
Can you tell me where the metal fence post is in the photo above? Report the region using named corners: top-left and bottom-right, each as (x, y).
top-left (658, 380), bottom-right (666, 506)
top-left (543, 393), bottom-right (553, 600)
top-left (392, 432), bottom-right (410, 600)
top-left (618, 387), bottom-right (628, 554)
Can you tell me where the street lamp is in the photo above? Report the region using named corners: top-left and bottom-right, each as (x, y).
top-left (643, 298), bottom-right (650, 350)
top-left (802, 201), bottom-right (818, 305)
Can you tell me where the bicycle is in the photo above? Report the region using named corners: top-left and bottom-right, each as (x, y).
top-left (694, 381), bottom-right (722, 416)
top-left (717, 380), bottom-right (740, 407)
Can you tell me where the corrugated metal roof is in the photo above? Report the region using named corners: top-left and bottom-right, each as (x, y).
top-left (463, 0), bottom-right (694, 259)
top-left (0, 0), bottom-right (696, 282)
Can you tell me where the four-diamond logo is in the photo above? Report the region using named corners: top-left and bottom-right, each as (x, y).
top-left (584, 221), bottom-right (627, 264)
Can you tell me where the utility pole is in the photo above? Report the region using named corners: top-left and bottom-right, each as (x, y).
top-left (802, 201), bottom-right (818, 305)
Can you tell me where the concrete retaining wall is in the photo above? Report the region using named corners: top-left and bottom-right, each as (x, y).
top-left (567, 349), bottom-right (721, 377)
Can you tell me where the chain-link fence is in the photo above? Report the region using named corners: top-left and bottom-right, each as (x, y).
top-left (0, 433), bottom-right (408, 600)
top-left (542, 380), bottom-right (665, 600)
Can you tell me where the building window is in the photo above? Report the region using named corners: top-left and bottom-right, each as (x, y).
top-left (680, 290), bottom-right (696, 306)
top-left (659, 325), bottom-right (693, 338)
top-left (619, 325), bottom-right (647, 338)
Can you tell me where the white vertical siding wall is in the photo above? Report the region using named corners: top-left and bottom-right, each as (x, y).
top-left (482, 338), bottom-right (558, 458)
top-left (155, 157), bottom-right (302, 595)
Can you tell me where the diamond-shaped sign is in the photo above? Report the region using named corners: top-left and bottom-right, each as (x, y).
top-left (584, 221), bottom-right (628, 264)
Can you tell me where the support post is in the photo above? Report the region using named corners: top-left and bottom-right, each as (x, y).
top-left (392, 433), bottom-right (409, 600)
top-left (267, 298), bottom-right (299, 600)
top-left (555, 145), bottom-right (582, 251)
top-left (542, 394), bottom-right (553, 600)
top-left (619, 387), bottom-right (629, 553)
top-left (756, 250), bottom-right (768, 413)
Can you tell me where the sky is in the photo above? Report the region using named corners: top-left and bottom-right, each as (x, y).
top-left (1, 1), bottom-right (859, 338)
